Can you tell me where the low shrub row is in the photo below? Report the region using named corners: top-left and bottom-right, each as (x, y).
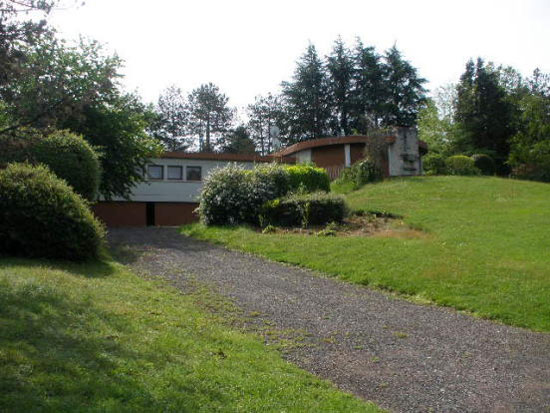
top-left (198, 163), bottom-right (342, 227)
top-left (260, 192), bottom-right (347, 228)
top-left (424, 153), bottom-right (496, 176)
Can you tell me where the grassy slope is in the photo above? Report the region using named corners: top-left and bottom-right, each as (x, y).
top-left (0, 257), bottom-right (380, 412)
top-left (183, 176), bottom-right (550, 332)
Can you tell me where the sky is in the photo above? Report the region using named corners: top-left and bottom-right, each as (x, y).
top-left (48, 0), bottom-right (550, 110)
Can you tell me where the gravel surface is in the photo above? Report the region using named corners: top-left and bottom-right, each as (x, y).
top-left (108, 227), bottom-right (550, 413)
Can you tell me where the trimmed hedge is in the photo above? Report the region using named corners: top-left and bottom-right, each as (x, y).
top-left (198, 163), bottom-right (332, 226)
top-left (260, 192), bottom-right (348, 228)
top-left (423, 153), bottom-right (447, 175)
top-left (472, 154), bottom-right (496, 176)
top-left (445, 155), bottom-right (481, 176)
top-left (0, 129), bottom-right (101, 201)
top-left (0, 163), bottom-right (105, 261)
top-left (286, 164), bottom-right (330, 193)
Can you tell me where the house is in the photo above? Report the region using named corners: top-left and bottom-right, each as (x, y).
top-left (92, 127), bottom-right (427, 227)
top-left (273, 127), bottom-right (428, 179)
top-left (92, 152), bottom-right (290, 227)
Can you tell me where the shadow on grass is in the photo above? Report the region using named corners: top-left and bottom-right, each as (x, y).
top-left (0, 256), bottom-right (117, 278)
top-left (0, 264), bottom-right (208, 412)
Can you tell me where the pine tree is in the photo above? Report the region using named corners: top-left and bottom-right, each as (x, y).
top-left (187, 83), bottom-right (233, 152)
top-left (247, 93), bottom-right (282, 155)
top-left (326, 37), bottom-right (354, 135)
top-left (350, 38), bottom-right (385, 133)
top-left (380, 45), bottom-right (427, 127)
top-left (280, 44), bottom-right (331, 143)
top-left (153, 85), bottom-right (189, 151)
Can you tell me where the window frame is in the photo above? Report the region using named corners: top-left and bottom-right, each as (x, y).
top-left (186, 166), bottom-right (202, 182)
top-left (147, 164), bottom-right (164, 180)
top-left (167, 165), bottom-right (184, 181)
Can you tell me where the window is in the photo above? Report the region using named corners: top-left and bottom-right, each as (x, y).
top-left (167, 165), bottom-right (183, 180)
top-left (186, 166), bottom-right (202, 181)
top-left (147, 165), bottom-right (164, 180)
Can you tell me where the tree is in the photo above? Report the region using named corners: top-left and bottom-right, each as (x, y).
top-left (63, 93), bottom-right (162, 199)
top-left (187, 83), bottom-right (233, 152)
top-left (380, 45), bottom-right (427, 127)
top-left (350, 38), bottom-right (385, 133)
top-left (219, 125), bottom-right (256, 154)
top-left (326, 37), bottom-right (354, 135)
top-left (152, 85), bottom-right (189, 151)
top-left (280, 44), bottom-right (332, 143)
top-left (454, 58), bottom-right (516, 168)
top-left (247, 93), bottom-right (282, 155)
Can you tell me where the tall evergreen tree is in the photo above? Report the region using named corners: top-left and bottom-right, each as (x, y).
top-left (454, 58), bottom-right (515, 166)
top-left (350, 38), bottom-right (385, 133)
top-left (326, 37), bottom-right (354, 135)
top-left (187, 83), bottom-right (233, 152)
top-left (152, 85), bottom-right (189, 151)
top-left (380, 45), bottom-right (427, 127)
top-left (280, 44), bottom-right (331, 143)
top-left (247, 93), bottom-right (282, 155)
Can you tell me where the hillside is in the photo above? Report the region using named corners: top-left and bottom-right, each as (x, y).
top-left (184, 176), bottom-right (550, 331)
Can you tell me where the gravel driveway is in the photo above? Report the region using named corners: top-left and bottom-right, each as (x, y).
top-left (108, 227), bottom-right (550, 413)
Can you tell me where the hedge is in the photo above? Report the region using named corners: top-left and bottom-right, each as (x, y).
top-left (0, 163), bottom-right (105, 261)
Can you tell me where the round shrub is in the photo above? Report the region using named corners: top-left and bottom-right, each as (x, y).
top-left (0, 129), bottom-right (101, 201)
top-left (0, 163), bottom-right (105, 261)
top-left (286, 164), bottom-right (330, 193)
top-left (260, 192), bottom-right (348, 228)
top-left (423, 153), bottom-right (447, 175)
top-left (445, 155), bottom-right (481, 176)
top-left (472, 154), bottom-right (495, 176)
top-left (30, 130), bottom-right (101, 201)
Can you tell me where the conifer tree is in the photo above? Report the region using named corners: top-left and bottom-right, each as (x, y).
top-left (326, 37), bottom-right (354, 135)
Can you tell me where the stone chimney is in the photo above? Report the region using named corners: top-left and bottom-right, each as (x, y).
top-left (387, 127), bottom-right (421, 176)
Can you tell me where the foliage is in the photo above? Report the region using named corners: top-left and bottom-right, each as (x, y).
top-left (326, 37), bottom-right (354, 135)
top-left (286, 163), bottom-right (330, 193)
top-left (417, 97), bottom-right (455, 156)
top-left (422, 153), bottom-right (447, 175)
top-left (63, 93), bottom-right (163, 200)
top-left (0, 163), bottom-right (104, 260)
top-left (445, 155), bottom-right (480, 176)
top-left (0, 129), bottom-right (101, 200)
top-left (184, 176), bottom-right (550, 332)
top-left (220, 125), bottom-right (256, 154)
top-left (247, 93), bottom-right (283, 155)
top-left (260, 192), bottom-right (347, 228)
top-left (151, 85), bottom-right (189, 151)
top-left (187, 83), bottom-right (234, 152)
top-left (280, 44), bottom-right (332, 143)
top-left (338, 159), bottom-right (383, 190)
top-left (454, 58), bottom-right (516, 171)
top-left (509, 93), bottom-right (550, 182)
top-left (471, 154), bottom-right (495, 176)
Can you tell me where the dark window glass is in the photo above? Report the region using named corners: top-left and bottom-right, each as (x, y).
top-left (167, 165), bottom-right (183, 180)
top-left (186, 166), bottom-right (202, 181)
top-left (147, 165), bottom-right (164, 180)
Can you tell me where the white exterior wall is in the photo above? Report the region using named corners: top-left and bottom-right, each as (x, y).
top-left (295, 149), bottom-right (312, 163)
top-left (387, 127), bottom-right (422, 176)
top-left (117, 158), bottom-right (256, 203)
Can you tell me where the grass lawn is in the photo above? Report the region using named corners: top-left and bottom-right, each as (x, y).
top-left (183, 176), bottom-right (550, 332)
top-left (0, 256), bottom-right (381, 412)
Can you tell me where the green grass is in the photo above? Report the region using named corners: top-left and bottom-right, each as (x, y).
top-left (0, 257), bottom-right (381, 412)
top-left (183, 176), bottom-right (550, 332)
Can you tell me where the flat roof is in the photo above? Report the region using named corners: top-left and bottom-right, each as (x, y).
top-left (160, 152), bottom-right (294, 163)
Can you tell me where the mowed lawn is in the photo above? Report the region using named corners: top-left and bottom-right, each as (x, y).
top-left (0, 258), bottom-right (380, 412)
top-left (183, 176), bottom-right (550, 332)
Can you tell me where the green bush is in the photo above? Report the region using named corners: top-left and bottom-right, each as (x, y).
top-left (338, 159), bottom-right (382, 190)
top-left (472, 154), bottom-right (495, 175)
top-left (423, 153), bottom-right (447, 175)
top-left (286, 164), bottom-right (330, 193)
top-left (0, 163), bottom-right (105, 261)
top-left (445, 155), bottom-right (481, 176)
top-left (0, 129), bottom-right (101, 201)
top-left (260, 192), bottom-right (348, 228)
top-left (198, 163), bottom-right (332, 226)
